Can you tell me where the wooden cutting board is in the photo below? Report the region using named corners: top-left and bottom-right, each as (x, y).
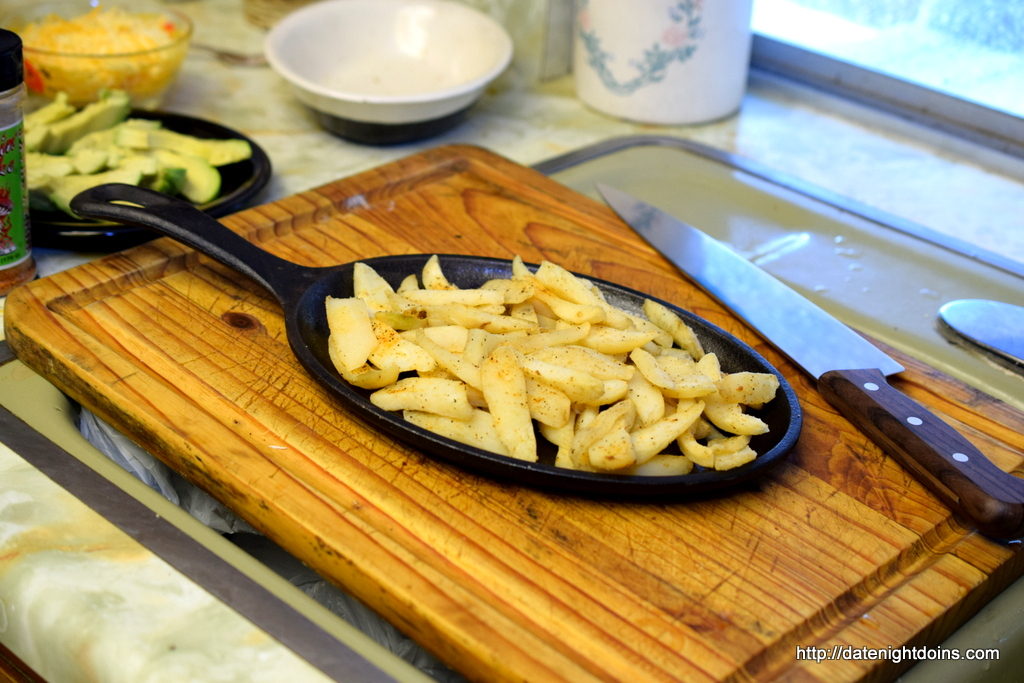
top-left (6, 145), bottom-right (1024, 681)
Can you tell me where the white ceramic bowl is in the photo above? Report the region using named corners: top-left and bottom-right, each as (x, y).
top-left (264, 0), bottom-right (513, 144)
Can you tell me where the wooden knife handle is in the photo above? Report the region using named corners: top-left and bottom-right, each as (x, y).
top-left (818, 368), bottom-right (1024, 540)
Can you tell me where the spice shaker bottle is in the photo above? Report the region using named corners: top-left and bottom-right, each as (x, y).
top-left (0, 29), bottom-right (36, 297)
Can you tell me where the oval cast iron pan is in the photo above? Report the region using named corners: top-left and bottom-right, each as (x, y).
top-left (70, 183), bottom-right (802, 498)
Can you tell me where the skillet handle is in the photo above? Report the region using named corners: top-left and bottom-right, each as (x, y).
top-left (70, 183), bottom-right (315, 302)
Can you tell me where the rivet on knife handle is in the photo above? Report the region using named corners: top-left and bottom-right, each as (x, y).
top-left (818, 368), bottom-right (1024, 539)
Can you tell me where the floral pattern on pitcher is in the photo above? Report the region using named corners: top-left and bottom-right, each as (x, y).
top-left (577, 0), bottom-right (704, 96)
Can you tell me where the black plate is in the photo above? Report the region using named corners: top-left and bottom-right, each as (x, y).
top-left (31, 111), bottom-right (272, 251)
top-left (70, 184), bottom-right (803, 499)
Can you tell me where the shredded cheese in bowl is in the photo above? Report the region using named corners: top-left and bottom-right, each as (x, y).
top-left (12, 5), bottom-right (192, 107)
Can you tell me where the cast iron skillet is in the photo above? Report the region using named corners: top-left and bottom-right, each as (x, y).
top-left (70, 183), bottom-right (802, 498)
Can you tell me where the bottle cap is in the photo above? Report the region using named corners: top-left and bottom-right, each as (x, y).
top-left (0, 30), bottom-right (24, 92)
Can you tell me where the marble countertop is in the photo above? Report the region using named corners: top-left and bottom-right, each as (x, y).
top-left (2, 0), bottom-right (1023, 680)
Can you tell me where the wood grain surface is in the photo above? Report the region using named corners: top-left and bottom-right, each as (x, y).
top-left (6, 145), bottom-right (1024, 682)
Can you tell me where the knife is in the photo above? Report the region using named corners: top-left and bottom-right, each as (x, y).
top-left (598, 183), bottom-right (1024, 539)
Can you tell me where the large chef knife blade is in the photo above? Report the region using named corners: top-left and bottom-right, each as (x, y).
top-left (598, 183), bottom-right (1024, 539)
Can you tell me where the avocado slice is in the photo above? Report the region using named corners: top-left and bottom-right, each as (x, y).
top-left (67, 118), bottom-right (162, 154)
top-left (45, 167), bottom-right (145, 216)
top-left (114, 125), bottom-right (153, 150)
top-left (154, 149), bottom-right (221, 203)
top-left (40, 90), bottom-right (132, 155)
top-left (25, 127), bottom-right (50, 154)
top-left (69, 147), bottom-right (109, 174)
top-left (25, 92), bottom-right (76, 152)
top-left (26, 152), bottom-right (75, 191)
top-left (142, 128), bottom-right (252, 166)
top-left (144, 166), bottom-right (187, 195)
top-left (25, 92), bottom-right (76, 128)
top-left (116, 153), bottom-right (160, 178)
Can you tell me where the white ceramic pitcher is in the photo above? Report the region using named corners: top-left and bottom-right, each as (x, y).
top-left (573, 0), bottom-right (754, 124)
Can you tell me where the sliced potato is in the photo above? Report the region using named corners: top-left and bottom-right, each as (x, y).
top-left (507, 325), bottom-right (591, 354)
top-left (657, 354), bottom-right (718, 399)
top-left (509, 301), bottom-right (539, 325)
top-left (570, 400), bottom-right (635, 467)
top-left (627, 370), bottom-right (666, 427)
top-left (480, 346), bottom-right (537, 462)
top-left (629, 347), bottom-right (675, 389)
top-left (353, 262), bottom-right (395, 313)
top-left (325, 296), bottom-right (376, 372)
top-left (531, 289), bottom-right (606, 325)
top-left (626, 454), bottom-right (694, 476)
top-left (524, 376), bottom-right (572, 428)
top-left (410, 329), bottom-right (482, 389)
top-left (581, 326), bottom-right (658, 355)
top-left (482, 277), bottom-right (536, 304)
top-left (336, 362), bottom-right (400, 390)
top-left (703, 395), bottom-right (770, 436)
top-left (404, 409), bottom-right (509, 456)
top-left (717, 371), bottom-right (780, 407)
top-left (643, 298), bottom-right (704, 358)
top-left (518, 355), bottom-right (606, 404)
top-left (510, 254), bottom-right (533, 279)
top-left (715, 445), bottom-right (758, 470)
top-left (370, 377), bottom-right (475, 420)
top-left (396, 273), bottom-right (420, 294)
top-left (368, 320), bottom-right (436, 373)
top-left (539, 419), bottom-right (574, 450)
top-left (630, 400), bottom-right (704, 464)
top-left (587, 427), bottom-right (636, 471)
top-left (595, 379), bottom-right (629, 405)
top-left (375, 310), bottom-right (425, 331)
top-left (406, 324), bottom-right (469, 353)
top-left (421, 254), bottom-right (457, 290)
top-left (533, 344), bottom-right (633, 381)
top-left (403, 288), bottom-right (505, 307)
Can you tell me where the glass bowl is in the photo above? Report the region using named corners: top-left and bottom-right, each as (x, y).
top-left (2, 0), bottom-right (192, 108)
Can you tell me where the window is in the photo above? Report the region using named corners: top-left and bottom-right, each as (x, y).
top-left (750, 0), bottom-right (1024, 157)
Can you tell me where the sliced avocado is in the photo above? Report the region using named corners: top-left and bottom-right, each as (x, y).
top-left (154, 149), bottom-right (220, 203)
top-left (46, 167), bottom-right (145, 216)
top-left (69, 147), bottom-right (109, 174)
top-left (116, 153), bottom-right (159, 178)
top-left (24, 92), bottom-right (76, 152)
top-left (41, 90), bottom-right (132, 155)
top-left (25, 92), bottom-right (75, 128)
top-left (24, 127), bottom-right (50, 153)
top-left (26, 152), bottom-right (75, 191)
top-left (67, 118), bottom-right (162, 154)
top-left (144, 166), bottom-right (187, 195)
top-left (144, 128), bottom-right (252, 166)
top-left (102, 146), bottom-right (132, 168)
top-left (114, 125), bottom-right (153, 150)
